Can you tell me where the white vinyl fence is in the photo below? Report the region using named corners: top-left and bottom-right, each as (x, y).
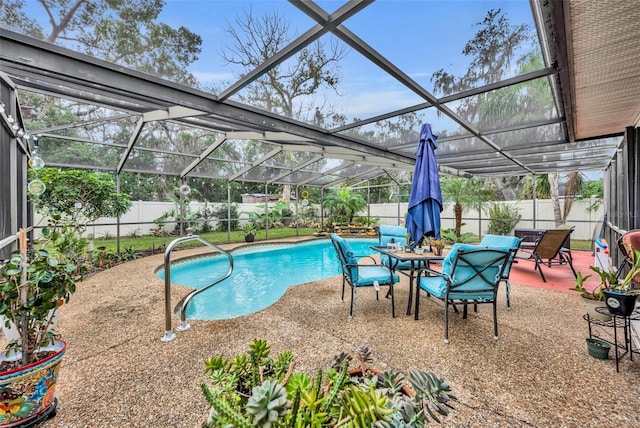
top-left (33, 198), bottom-right (604, 241)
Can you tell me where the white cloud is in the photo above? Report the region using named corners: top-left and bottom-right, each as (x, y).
top-left (331, 89), bottom-right (423, 118)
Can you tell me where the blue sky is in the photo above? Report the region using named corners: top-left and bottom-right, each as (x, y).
top-left (19, 0), bottom-right (536, 122)
top-left (157, 1), bottom-right (536, 119)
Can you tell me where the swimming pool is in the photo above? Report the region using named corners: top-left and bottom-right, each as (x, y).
top-left (156, 238), bottom-right (378, 320)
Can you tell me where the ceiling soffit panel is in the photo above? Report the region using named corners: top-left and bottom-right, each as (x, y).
top-left (560, 0), bottom-right (640, 140)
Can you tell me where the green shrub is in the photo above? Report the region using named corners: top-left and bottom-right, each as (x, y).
top-left (484, 202), bottom-right (521, 235)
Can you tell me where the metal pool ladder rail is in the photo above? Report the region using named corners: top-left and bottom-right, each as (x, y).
top-left (161, 234), bottom-right (233, 343)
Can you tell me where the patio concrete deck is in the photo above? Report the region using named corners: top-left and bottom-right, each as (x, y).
top-left (18, 243), bottom-right (640, 426)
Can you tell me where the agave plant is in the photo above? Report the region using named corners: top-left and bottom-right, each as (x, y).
top-left (201, 339), bottom-right (456, 427)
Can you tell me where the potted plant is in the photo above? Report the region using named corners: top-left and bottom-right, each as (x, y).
top-left (585, 337), bottom-right (612, 360)
top-left (429, 239), bottom-right (445, 256)
top-left (0, 212), bottom-right (87, 426)
top-left (243, 221), bottom-right (257, 242)
top-left (588, 245), bottom-right (640, 316)
top-left (569, 271), bottom-right (610, 321)
top-left (201, 339), bottom-right (456, 427)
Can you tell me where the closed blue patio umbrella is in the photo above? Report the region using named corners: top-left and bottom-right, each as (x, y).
top-left (406, 123), bottom-right (443, 246)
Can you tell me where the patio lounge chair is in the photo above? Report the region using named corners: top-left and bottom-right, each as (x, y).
top-left (330, 233), bottom-right (400, 318)
top-left (480, 234), bottom-right (522, 309)
top-left (515, 228), bottom-right (576, 283)
top-left (414, 243), bottom-right (512, 343)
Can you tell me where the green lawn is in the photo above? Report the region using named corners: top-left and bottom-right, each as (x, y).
top-left (91, 228), bottom-right (320, 253)
top-left (92, 229), bottom-right (594, 254)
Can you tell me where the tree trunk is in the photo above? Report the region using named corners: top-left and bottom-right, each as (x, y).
top-left (562, 172), bottom-right (580, 222)
top-left (282, 185), bottom-right (291, 202)
top-left (549, 173), bottom-right (563, 227)
top-left (492, 177), bottom-right (518, 200)
top-left (454, 203), bottom-right (463, 237)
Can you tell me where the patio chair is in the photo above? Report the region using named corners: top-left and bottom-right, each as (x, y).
top-left (515, 228), bottom-right (576, 282)
top-left (330, 233), bottom-right (400, 318)
top-left (414, 243), bottom-right (512, 343)
top-left (480, 234), bottom-right (522, 309)
top-left (379, 225), bottom-right (413, 270)
top-left (617, 229), bottom-right (640, 285)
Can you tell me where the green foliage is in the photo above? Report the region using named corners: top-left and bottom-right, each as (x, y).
top-left (322, 187), bottom-right (368, 224)
top-left (440, 228), bottom-right (476, 244)
top-left (243, 199), bottom-right (293, 230)
top-left (484, 202), bottom-right (521, 235)
top-left (0, 212), bottom-right (87, 365)
top-left (440, 177), bottom-right (495, 237)
top-left (194, 202), bottom-right (214, 233)
top-left (33, 168), bottom-right (131, 222)
top-left (201, 340), bottom-right (456, 427)
top-left (569, 272), bottom-right (602, 301)
top-left (243, 222), bottom-right (258, 236)
top-left (1, 0), bottom-right (203, 86)
top-left (212, 203), bottom-right (240, 232)
top-left (578, 178), bottom-right (604, 211)
top-left (587, 247), bottom-right (640, 294)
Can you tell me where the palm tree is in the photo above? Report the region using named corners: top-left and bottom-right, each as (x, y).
top-left (322, 187), bottom-right (367, 224)
top-left (440, 177), bottom-right (495, 237)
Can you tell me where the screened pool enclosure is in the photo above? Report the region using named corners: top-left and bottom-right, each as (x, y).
top-left (1, 0), bottom-right (639, 263)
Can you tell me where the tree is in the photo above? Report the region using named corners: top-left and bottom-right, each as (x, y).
top-left (440, 177), bottom-right (495, 237)
top-left (578, 178), bottom-right (604, 211)
top-left (34, 168), bottom-right (131, 222)
top-left (0, 0), bottom-right (202, 85)
top-left (322, 187), bottom-right (367, 224)
top-left (222, 8), bottom-right (346, 119)
top-left (431, 9), bottom-right (533, 201)
top-left (221, 7), bottom-right (346, 202)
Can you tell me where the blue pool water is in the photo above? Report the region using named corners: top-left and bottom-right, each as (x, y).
top-left (157, 238), bottom-right (377, 320)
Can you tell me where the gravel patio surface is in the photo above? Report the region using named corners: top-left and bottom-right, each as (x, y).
top-left (14, 239), bottom-right (638, 427)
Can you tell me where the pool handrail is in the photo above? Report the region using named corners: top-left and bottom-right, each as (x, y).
top-left (161, 234), bottom-right (233, 343)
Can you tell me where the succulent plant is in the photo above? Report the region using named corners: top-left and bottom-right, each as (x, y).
top-left (330, 351), bottom-right (351, 370)
top-left (246, 380), bottom-right (290, 427)
top-left (408, 370), bottom-right (457, 424)
top-left (377, 369), bottom-right (406, 395)
top-left (201, 340), bottom-right (456, 427)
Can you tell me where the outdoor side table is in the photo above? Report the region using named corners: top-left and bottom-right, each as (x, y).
top-left (583, 307), bottom-right (640, 372)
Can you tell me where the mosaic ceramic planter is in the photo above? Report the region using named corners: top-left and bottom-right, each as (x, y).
top-left (0, 340), bottom-right (66, 427)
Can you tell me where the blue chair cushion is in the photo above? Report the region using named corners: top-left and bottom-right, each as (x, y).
top-left (480, 235), bottom-right (521, 276)
top-left (419, 243), bottom-right (502, 300)
top-left (332, 234), bottom-right (399, 286)
top-left (355, 265), bottom-right (400, 287)
top-left (381, 258), bottom-right (413, 270)
top-left (379, 225), bottom-right (408, 247)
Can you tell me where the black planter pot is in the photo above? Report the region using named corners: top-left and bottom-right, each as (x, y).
top-left (244, 233), bottom-right (255, 243)
top-left (603, 290), bottom-right (638, 316)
